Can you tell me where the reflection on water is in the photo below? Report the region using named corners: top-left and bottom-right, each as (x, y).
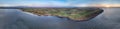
top-left (101, 8), bottom-right (120, 29)
top-left (0, 8), bottom-right (120, 29)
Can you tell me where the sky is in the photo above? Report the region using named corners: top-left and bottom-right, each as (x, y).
top-left (0, 0), bottom-right (120, 7)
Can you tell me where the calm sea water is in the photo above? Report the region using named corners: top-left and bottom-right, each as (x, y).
top-left (0, 8), bottom-right (120, 29)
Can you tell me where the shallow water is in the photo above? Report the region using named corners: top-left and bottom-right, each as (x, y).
top-left (0, 8), bottom-right (120, 29)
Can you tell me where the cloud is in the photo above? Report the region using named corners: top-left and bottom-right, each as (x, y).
top-left (0, 0), bottom-right (120, 7)
top-left (0, 4), bottom-right (16, 7)
top-left (0, 1), bottom-right (71, 7)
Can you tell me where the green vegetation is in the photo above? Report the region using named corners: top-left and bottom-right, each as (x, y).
top-left (20, 8), bottom-right (103, 21)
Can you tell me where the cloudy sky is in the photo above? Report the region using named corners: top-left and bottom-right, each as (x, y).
top-left (0, 0), bottom-right (120, 7)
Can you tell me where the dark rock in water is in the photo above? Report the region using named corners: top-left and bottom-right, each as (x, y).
top-left (20, 7), bottom-right (103, 21)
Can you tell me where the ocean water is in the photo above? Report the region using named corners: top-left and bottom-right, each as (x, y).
top-left (0, 8), bottom-right (120, 29)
